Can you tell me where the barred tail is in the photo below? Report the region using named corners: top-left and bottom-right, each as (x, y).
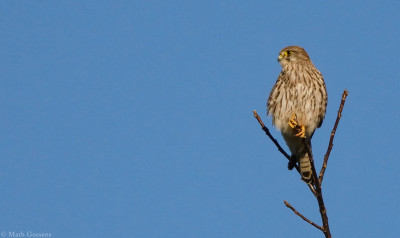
top-left (299, 152), bottom-right (312, 184)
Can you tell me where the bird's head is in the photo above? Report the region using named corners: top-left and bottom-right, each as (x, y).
top-left (277, 46), bottom-right (311, 66)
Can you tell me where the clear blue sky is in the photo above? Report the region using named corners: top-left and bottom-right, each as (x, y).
top-left (0, 1), bottom-right (398, 237)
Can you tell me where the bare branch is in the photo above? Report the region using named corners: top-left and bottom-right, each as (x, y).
top-left (284, 200), bottom-right (324, 231)
top-left (253, 110), bottom-right (292, 163)
top-left (307, 183), bottom-right (317, 197)
top-left (254, 90), bottom-right (348, 238)
top-left (303, 141), bottom-right (331, 238)
top-left (319, 89), bottom-right (349, 184)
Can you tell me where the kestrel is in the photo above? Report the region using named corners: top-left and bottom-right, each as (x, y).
top-left (267, 46), bottom-right (327, 184)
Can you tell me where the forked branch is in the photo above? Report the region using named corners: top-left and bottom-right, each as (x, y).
top-left (253, 89), bottom-right (348, 238)
top-left (303, 140), bottom-right (331, 237)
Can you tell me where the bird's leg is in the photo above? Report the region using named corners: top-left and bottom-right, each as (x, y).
top-left (288, 113), bottom-right (306, 138)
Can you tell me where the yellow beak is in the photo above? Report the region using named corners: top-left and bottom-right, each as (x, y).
top-left (278, 51), bottom-right (288, 62)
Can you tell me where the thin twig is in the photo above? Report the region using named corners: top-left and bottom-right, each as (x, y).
top-left (253, 110), bottom-right (291, 160)
top-left (307, 183), bottom-right (317, 196)
top-left (319, 89), bottom-right (348, 185)
top-left (284, 200), bottom-right (324, 231)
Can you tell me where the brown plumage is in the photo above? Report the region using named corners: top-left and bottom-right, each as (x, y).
top-left (267, 46), bottom-right (327, 184)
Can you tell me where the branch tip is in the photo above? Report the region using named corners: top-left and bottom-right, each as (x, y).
top-left (319, 89), bottom-right (348, 185)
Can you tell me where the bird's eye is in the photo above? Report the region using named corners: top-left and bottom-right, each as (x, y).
top-left (286, 50), bottom-right (292, 55)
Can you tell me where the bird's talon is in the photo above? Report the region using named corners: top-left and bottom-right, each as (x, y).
top-left (289, 114), bottom-right (298, 128)
top-left (288, 114), bottom-right (306, 138)
top-left (295, 125), bottom-right (306, 138)
top-left (289, 120), bottom-right (297, 128)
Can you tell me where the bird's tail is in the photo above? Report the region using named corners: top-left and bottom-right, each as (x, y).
top-left (299, 152), bottom-right (313, 184)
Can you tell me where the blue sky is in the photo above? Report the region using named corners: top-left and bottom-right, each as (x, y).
top-left (0, 1), bottom-right (399, 237)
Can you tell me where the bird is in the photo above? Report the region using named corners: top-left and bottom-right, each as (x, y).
top-left (267, 46), bottom-right (327, 184)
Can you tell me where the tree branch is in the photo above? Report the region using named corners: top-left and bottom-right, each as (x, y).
top-left (253, 110), bottom-right (291, 161)
top-left (284, 200), bottom-right (324, 231)
top-left (303, 141), bottom-right (331, 238)
top-left (254, 89), bottom-right (348, 238)
top-left (319, 90), bottom-right (348, 184)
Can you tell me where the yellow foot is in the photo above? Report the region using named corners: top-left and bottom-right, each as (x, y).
top-left (288, 113), bottom-right (298, 128)
top-left (295, 125), bottom-right (306, 138)
top-left (288, 113), bottom-right (306, 138)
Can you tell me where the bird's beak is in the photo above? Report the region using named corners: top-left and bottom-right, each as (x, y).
top-left (277, 54), bottom-right (284, 62)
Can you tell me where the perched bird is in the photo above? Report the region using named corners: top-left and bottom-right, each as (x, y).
top-left (267, 46), bottom-right (327, 184)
